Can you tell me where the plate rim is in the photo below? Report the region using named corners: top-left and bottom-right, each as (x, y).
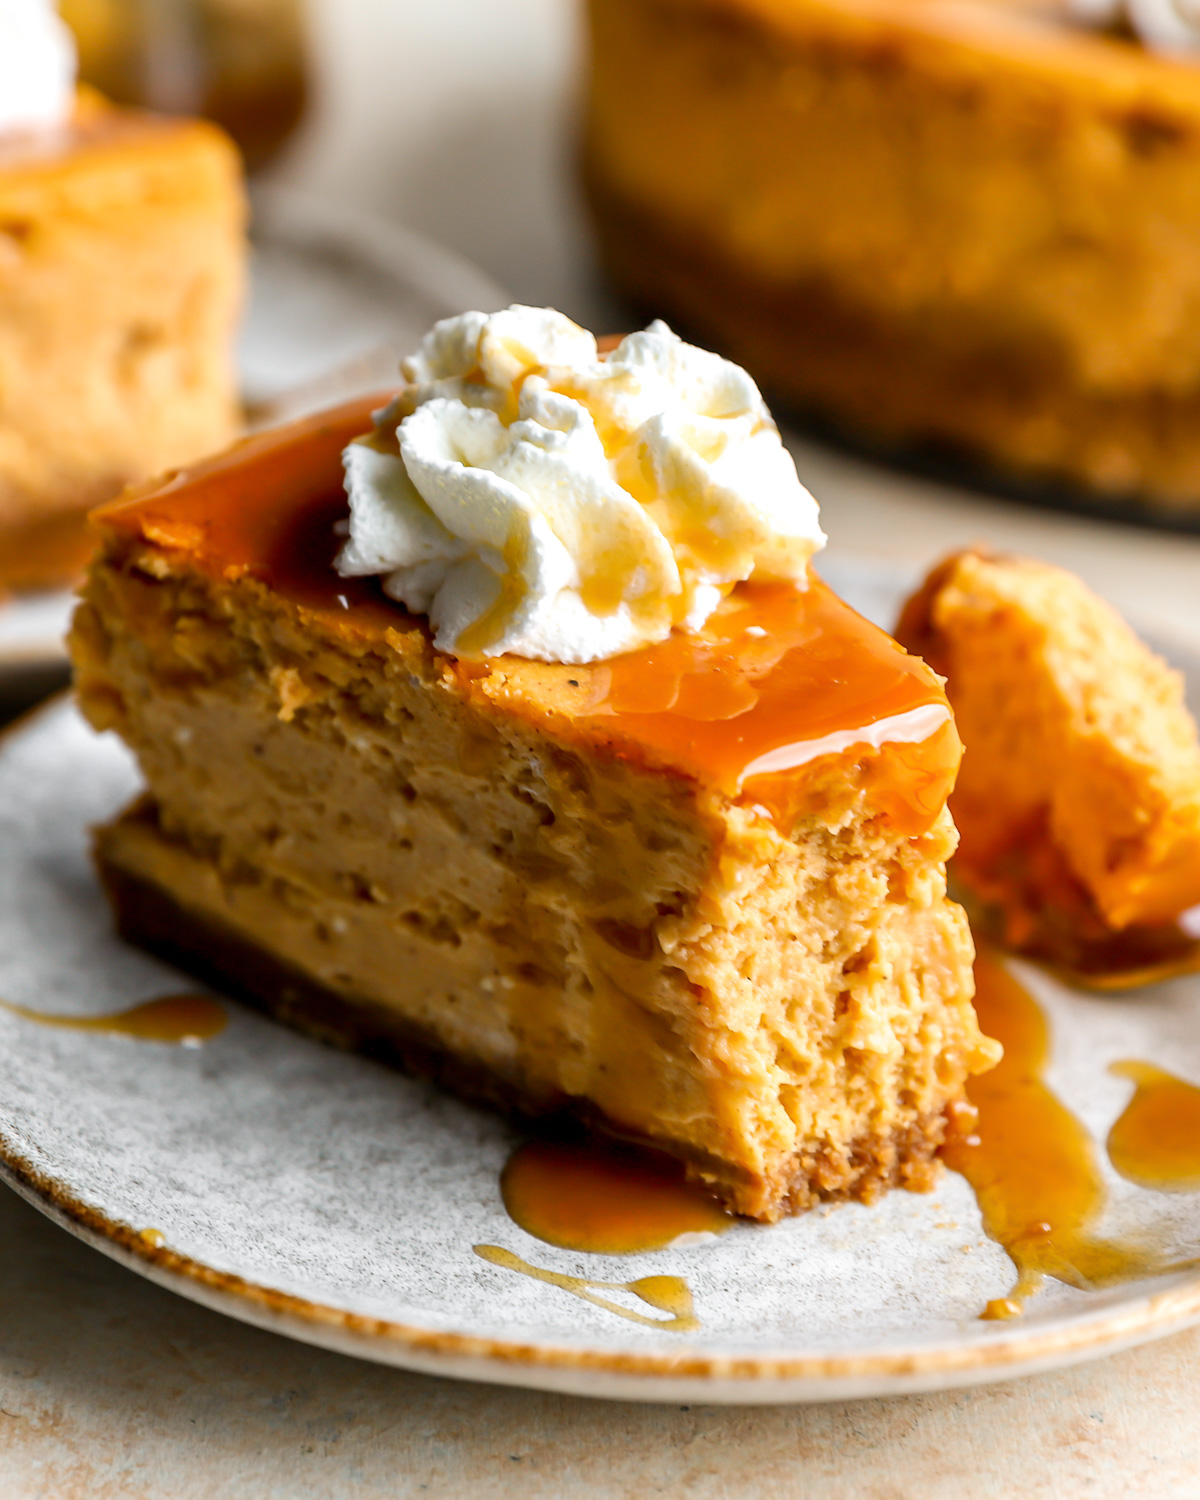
top-left (5, 1127), bottom-right (1200, 1404)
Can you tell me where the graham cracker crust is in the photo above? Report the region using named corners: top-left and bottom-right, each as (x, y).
top-left (94, 802), bottom-right (952, 1221)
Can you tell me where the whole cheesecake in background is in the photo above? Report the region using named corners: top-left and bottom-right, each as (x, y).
top-left (0, 1), bottom-right (244, 592)
top-left (71, 307), bottom-right (999, 1221)
top-left (584, 0), bottom-right (1200, 517)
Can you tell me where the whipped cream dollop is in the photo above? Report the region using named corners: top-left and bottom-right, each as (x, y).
top-left (337, 306), bottom-right (825, 663)
top-left (1070, 0), bottom-right (1200, 52)
top-left (0, 1), bottom-right (77, 135)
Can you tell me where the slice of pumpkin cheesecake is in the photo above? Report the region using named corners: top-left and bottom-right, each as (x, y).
top-left (70, 307), bottom-right (998, 1221)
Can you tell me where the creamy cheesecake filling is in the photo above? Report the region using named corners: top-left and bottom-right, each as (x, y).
top-left (76, 543), bottom-right (993, 1217)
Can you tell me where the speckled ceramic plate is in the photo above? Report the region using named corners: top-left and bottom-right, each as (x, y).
top-left (0, 190), bottom-right (507, 678)
top-left (3, 560), bottom-right (1200, 1404)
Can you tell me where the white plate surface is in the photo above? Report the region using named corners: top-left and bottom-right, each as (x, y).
top-left (0, 190), bottom-right (507, 673)
top-left (2, 560), bottom-right (1200, 1404)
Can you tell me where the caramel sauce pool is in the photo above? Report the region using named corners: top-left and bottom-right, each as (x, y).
top-left (500, 1139), bottom-right (733, 1255)
top-left (1041, 914), bottom-right (1200, 993)
top-left (964, 885), bottom-right (1200, 994)
top-left (942, 952), bottom-right (1168, 1318)
top-left (1107, 1061), bottom-right (1200, 1192)
top-left (0, 993), bottom-right (227, 1044)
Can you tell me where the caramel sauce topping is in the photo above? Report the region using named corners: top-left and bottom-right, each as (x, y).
top-left (95, 396), bottom-right (402, 634)
top-left (500, 1139), bottom-right (732, 1255)
top-left (584, 576), bottom-right (958, 832)
top-left (1107, 1061), bottom-right (1200, 1192)
top-left (943, 952), bottom-right (1174, 1319)
top-left (0, 992), bottom-right (227, 1044)
top-left (97, 396), bottom-right (957, 831)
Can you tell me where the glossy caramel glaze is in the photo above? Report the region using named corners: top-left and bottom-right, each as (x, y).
top-left (587, 577), bottom-right (958, 831)
top-left (93, 396), bottom-right (401, 631)
top-left (0, 992), bottom-right (227, 1044)
top-left (501, 1139), bottom-right (733, 1254)
top-left (94, 395), bottom-right (958, 829)
top-left (473, 1244), bottom-right (700, 1330)
top-left (1108, 1061), bottom-right (1200, 1192)
top-left (943, 951), bottom-right (1173, 1319)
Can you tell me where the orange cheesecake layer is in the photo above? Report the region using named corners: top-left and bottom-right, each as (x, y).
top-left (95, 395), bottom-right (959, 831)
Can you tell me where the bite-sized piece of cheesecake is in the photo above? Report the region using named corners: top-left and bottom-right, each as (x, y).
top-left (585, 0), bottom-right (1200, 515)
top-left (897, 550), bottom-right (1200, 965)
top-left (71, 312), bottom-right (998, 1222)
top-left (0, 89), bottom-right (244, 591)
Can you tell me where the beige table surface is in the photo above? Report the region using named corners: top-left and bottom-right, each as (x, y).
top-left (7, 1), bottom-right (1200, 1494)
top-left (3, 1176), bottom-right (1200, 1500)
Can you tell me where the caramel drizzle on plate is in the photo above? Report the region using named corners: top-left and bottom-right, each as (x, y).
top-left (0, 993), bottom-right (227, 1044)
top-left (473, 1244), bottom-right (700, 1332)
top-left (1107, 1061), bottom-right (1200, 1192)
top-left (942, 952), bottom-right (1192, 1319)
top-left (476, 1140), bottom-right (728, 1333)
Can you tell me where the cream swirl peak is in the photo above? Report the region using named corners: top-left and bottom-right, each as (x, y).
top-left (336, 306), bottom-right (825, 663)
top-left (0, 0), bottom-right (76, 136)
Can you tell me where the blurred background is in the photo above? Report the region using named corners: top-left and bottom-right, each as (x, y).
top-left (3, 0), bottom-right (1197, 717)
top-left (61, 0), bottom-right (594, 316)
